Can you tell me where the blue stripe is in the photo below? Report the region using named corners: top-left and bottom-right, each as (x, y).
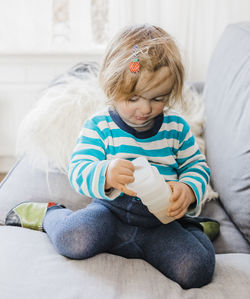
top-left (70, 158), bottom-right (94, 165)
top-left (69, 161), bottom-right (91, 185)
top-left (181, 167), bottom-right (210, 183)
top-left (75, 168), bottom-right (84, 191)
top-left (179, 122), bottom-right (190, 144)
top-left (176, 150), bottom-right (202, 166)
top-left (182, 175), bottom-right (206, 195)
top-left (92, 115), bottom-right (113, 123)
top-left (98, 161), bottom-right (110, 199)
top-left (151, 164), bottom-right (178, 176)
top-left (163, 115), bottom-right (190, 144)
top-left (75, 162), bottom-right (97, 193)
top-left (71, 149), bottom-right (105, 161)
top-left (83, 121), bottom-right (106, 139)
top-left (107, 144), bottom-right (175, 157)
top-left (126, 160), bottom-right (177, 173)
top-left (181, 180), bottom-right (200, 204)
top-left (179, 158), bottom-right (206, 170)
top-left (85, 115), bottom-right (113, 126)
top-left (77, 136), bottom-right (105, 148)
top-left (163, 115), bottom-right (185, 125)
top-left (180, 136), bottom-right (195, 151)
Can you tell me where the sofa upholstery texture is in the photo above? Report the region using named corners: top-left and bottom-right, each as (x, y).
top-left (0, 22), bottom-right (250, 299)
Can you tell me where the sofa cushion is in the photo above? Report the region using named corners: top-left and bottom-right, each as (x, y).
top-left (200, 200), bottom-right (250, 254)
top-left (1, 226), bottom-right (250, 299)
top-left (204, 22), bottom-right (250, 244)
top-left (0, 156), bottom-right (91, 225)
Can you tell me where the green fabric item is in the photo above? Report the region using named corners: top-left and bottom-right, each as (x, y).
top-left (200, 221), bottom-right (220, 241)
top-left (14, 202), bottom-right (48, 231)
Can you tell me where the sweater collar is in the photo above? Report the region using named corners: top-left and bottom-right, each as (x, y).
top-left (108, 108), bottom-right (163, 139)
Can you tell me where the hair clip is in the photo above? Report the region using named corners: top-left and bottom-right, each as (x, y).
top-left (129, 45), bottom-right (140, 73)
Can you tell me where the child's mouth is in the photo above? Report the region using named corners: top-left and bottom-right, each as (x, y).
top-left (136, 116), bottom-right (149, 121)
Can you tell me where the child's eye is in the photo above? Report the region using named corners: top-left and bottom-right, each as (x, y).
top-left (153, 97), bottom-right (165, 102)
top-left (129, 97), bottom-right (139, 102)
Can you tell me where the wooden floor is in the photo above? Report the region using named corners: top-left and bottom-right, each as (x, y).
top-left (0, 173), bottom-right (6, 183)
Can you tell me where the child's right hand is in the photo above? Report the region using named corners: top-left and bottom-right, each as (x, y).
top-left (105, 158), bottom-right (137, 197)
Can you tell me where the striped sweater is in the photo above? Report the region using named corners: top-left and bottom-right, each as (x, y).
top-left (68, 107), bottom-right (210, 214)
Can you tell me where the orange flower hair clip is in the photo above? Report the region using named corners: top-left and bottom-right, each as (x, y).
top-left (129, 45), bottom-right (140, 73)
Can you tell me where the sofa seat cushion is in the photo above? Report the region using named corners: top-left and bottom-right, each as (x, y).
top-left (201, 200), bottom-right (250, 254)
top-left (0, 226), bottom-right (250, 299)
top-left (204, 22), bottom-right (250, 243)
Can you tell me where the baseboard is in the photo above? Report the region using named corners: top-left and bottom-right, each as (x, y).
top-left (0, 156), bottom-right (17, 173)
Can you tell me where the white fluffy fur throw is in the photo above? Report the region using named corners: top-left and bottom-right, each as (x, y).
top-left (17, 71), bottom-right (218, 215)
top-left (17, 74), bottom-right (106, 172)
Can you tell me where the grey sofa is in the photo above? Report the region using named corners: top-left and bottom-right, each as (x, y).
top-left (0, 22), bottom-right (250, 299)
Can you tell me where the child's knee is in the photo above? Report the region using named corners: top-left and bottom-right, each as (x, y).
top-left (53, 226), bottom-right (100, 259)
top-left (173, 253), bottom-right (215, 289)
top-left (47, 203), bottom-right (116, 259)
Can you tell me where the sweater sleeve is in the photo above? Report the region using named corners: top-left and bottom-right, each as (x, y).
top-left (176, 118), bottom-right (210, 214)
top-left (68, 118), bottom-right (121, 201)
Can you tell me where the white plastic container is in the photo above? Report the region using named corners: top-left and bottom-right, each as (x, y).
top-left (127, 157), bottom-right (174, 224)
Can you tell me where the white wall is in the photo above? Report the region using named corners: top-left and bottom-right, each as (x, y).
top-left (0, 52), bottom-right (103, 172)
top-left (108, 0), bottom-right (250, 82)
top-left (1, 0), bottom-right (250, 173)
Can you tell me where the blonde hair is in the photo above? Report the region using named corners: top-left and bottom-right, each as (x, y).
top-left (99, 24), bottom-right (184, 106)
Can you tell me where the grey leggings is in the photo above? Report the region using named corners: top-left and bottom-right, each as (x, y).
top-left (43, 195), bottom-right (215, 289)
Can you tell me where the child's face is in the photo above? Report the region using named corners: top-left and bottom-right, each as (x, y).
top-left (114, 66), bottom-right (174, 125)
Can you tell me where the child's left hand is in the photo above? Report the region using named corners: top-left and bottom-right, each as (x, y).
top-left (166, 181), bottom-right (196, 219)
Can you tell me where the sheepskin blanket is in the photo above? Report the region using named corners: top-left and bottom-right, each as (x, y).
top-left (16, 65), bottom-right (218, 215)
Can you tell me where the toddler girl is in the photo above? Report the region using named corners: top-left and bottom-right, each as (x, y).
top-left (6, 24), bottom-right (216, 289)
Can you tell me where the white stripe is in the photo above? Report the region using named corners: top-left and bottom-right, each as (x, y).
top-left (178, 152), bottom-right (205, 168)
top-left (177, 143), bottom-right (200, 159)
top-left (161, 121), bottom-right (184, 132)
top-left (91, 161), bottom-right (106, 198)
top-left (74, 143), bottom-right (105, 154)
top-left (106, 153), bottom-right (139, 160)
top-left (71, 154), bottom-right (99, 163)
top-left (79, 127), bottom-right (101, 139)
top-left (79, 127), bottom-right (109, 149)
top-left (107, 136), bottom-right (178, 151)
top-left (179, 129), bottom-right (193, 146)
top-left (97, 120), bottom-right (118, 131)
top-left (106, 153), bottom-right (176, 165)
top-left (179, 170), bottom-right (207, 185)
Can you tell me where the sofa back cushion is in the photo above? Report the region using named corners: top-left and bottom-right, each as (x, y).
top-left (204, 22), bottom-right (250, 243)
top-left (0, 156), bottom-right (91, 225)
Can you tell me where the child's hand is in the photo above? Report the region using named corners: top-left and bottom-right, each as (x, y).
top-left (105, 158), bottom-right (137, 197)
top-left (166, 181), bottom-right (196, 219)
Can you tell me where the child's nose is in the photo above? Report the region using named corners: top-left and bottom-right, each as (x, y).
top-left (140, 100), bottom-right (152, 114)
